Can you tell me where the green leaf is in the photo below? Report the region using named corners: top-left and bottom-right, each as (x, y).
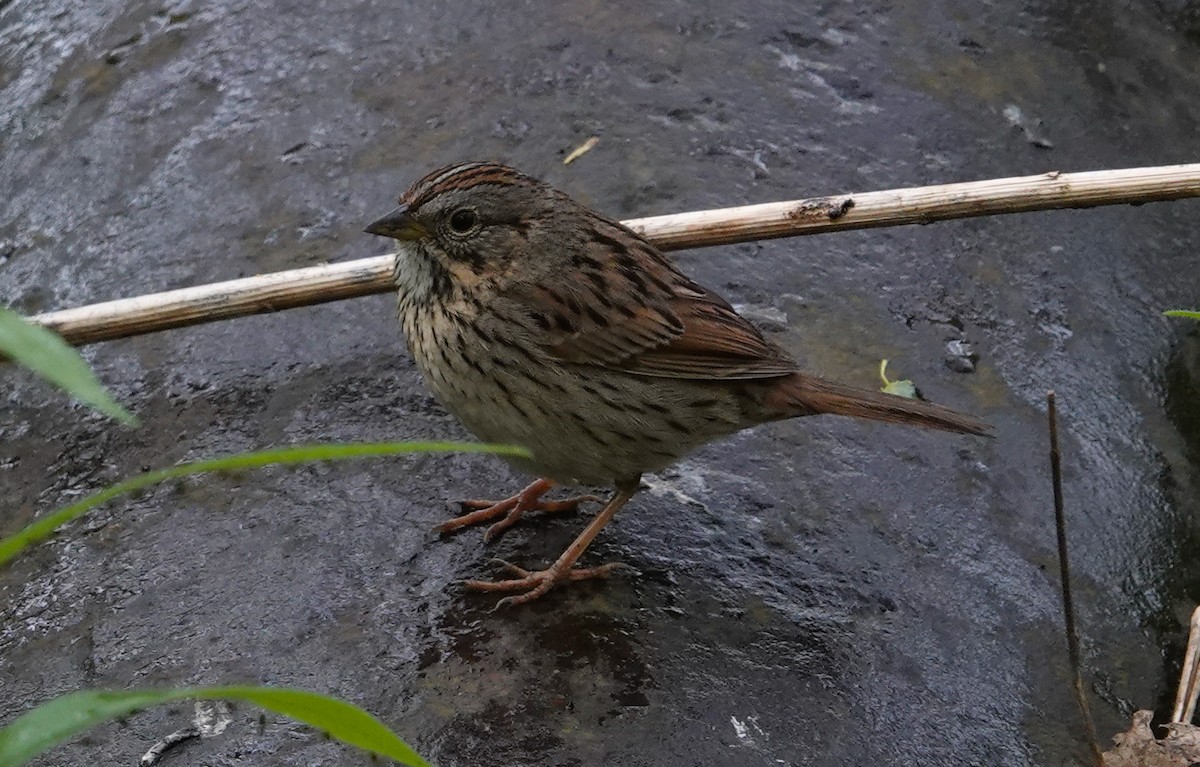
top-left (1165, 310), bottom-right (1200, 321)
top-left (878, 359), bottom-right (918, 400)
top-left (0, 686), bottom-right (432, 767)
top-left (0, 441), bottom-right (527, 567)
top-left (0, 306), bottom-right (137, 425)
top-left (882, 379), bottom-right (918, 399)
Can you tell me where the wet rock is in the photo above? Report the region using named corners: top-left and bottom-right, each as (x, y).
top-left (2, 1), bottom-right (1199, 766)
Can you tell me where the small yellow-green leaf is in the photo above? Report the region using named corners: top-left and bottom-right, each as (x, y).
top-left (882, 379), bottom-right (918, 399)
top-left (0, 686), bottom-right (431, 767)
top-left (878, 359), bottom-right (918, 399)
top-left (1165, 310), bottom-right (1200, 321)
top-left (0, 441), bottom-right (527, 568)
top-left (0, 306), bottom-right (137, 425)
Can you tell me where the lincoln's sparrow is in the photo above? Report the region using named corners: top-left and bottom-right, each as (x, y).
top-left (367, 162), bottom-right (989, 607)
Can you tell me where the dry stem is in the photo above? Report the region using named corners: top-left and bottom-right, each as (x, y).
top-left (1047, 392), bottom-right (1105, 767)
top-left (26, 163), bottom-right (1200, 347)
top-left (1173, 607), bottom-right (1200, 725)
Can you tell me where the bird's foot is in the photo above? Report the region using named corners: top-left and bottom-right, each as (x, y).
top-left (465, 558), bottom-right (633, 608)
top-left (435, 478), bottom-right (602, 542)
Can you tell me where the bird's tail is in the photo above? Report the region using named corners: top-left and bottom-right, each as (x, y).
top-left (761, 373), bottom-right (991, 436)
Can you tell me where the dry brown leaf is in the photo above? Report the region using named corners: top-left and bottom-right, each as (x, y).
top-left (1103, 710), bottom-right (1200, 766)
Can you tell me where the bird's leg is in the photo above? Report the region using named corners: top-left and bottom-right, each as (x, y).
top-left (463, 484), bottom-right (638, 608)
top-left (436, 477), bottom-right (602, 542)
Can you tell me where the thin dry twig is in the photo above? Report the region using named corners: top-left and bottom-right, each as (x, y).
top-left (25, 163), bottom-right (1200, 347)
top-left (1172, 606), bottom-right (1200, 725)
top-left (1047, 391), bottom-right (1105, 767)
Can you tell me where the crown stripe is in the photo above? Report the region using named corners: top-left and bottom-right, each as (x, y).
top-left (402, 162), bottom-right (534, 208)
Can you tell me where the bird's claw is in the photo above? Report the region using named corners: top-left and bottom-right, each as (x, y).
top-left (436, 486), bottom-right (602, 541)
top-left (465, 559), bottom-right (631, 608)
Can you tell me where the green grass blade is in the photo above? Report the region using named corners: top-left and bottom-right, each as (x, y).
top-left (0, 441), bottom-right (526, 567)
top-left (1164, 310), bottom-right (1200, 321)
top-left (0, 686), bottom-right (432, 767)
top-left (211, 687), bottom-right (431, 765)
top-left (0, 306), bottom-right (137, 425)
top-left (0, 690), bottom-right (172, 767)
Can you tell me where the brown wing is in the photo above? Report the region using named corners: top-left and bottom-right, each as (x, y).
top-left (505, 215), bottom-right (797, 381)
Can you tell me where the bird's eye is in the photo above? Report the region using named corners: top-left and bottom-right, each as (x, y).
top-left (448, 208), bottom-right (478, 234)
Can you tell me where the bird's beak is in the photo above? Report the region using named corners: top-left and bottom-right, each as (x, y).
top-left (364, 204), bottom-right (428, 241)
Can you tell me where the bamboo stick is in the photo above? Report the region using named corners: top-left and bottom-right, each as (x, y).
top-left (29, 163), bottom-right (1200, 347)
top-left (35, 257), bottom-right (397, 347)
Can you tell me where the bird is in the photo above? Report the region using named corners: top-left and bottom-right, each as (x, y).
top-left (365, 161), bottom-right (989, 607)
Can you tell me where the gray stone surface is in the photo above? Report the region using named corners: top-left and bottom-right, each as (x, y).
top-left (2, 0), bottom-right (1199, 765)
